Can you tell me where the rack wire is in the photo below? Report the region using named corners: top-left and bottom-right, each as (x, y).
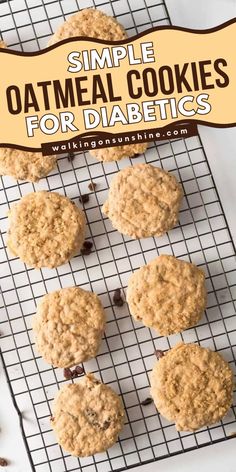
top-left (0, 1), bottom-right (236, 471)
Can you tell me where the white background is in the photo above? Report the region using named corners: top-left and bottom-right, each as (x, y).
top-left (0, 0), bottom-right (236, 470)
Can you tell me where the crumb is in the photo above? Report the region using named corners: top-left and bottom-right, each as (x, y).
top-left (0, 458), bottom-right (8, 467)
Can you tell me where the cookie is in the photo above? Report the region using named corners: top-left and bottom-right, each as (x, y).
top-left (32, 287), bottom-right (105, 368)
top-left (0, 148), bottom-right (57, 182)
top-left (48, 9), bottom-right (148, 161)
top-left (150, 343), bottom-right (234, 431)
top-left (51, 373), bottom-right (125, 456)
top-left (90, 143), bottom-right (148, 162)
top-left (48, 8), bottom-right (127, 45)
top-left (7, 191), bottom-right (85, 268)
top-left (102, 164), bottom-right (183, 239)
top-left (0, 41), bottom-right (57, 182)
top-left (127, 255), bottom-right (206, 335)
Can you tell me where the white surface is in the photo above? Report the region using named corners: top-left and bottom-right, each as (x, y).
top-left (0, 365), bottom-right (31, 472)
top-left (131, 438), bottom-right (236, 472)
top-left (166, 0), bottom-right (236, 244)
top-left (1, 0), bottom-right (236, 471)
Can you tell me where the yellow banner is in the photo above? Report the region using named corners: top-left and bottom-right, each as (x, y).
top-left (0, 18), bottom-right (235, 154)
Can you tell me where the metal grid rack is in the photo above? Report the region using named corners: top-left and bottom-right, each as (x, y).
top-left (0, 1), bottom-right (236, 471)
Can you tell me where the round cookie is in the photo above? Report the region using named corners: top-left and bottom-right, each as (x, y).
top-left (0, 148), bottom-right (57, 182)
top-left (32, 287), bottom-right (105, 368)
top-left (51, 374), bottom-right (125, 456)
top-left (7, 191), bottom-right (85, 268)
top-left (0, 41), bottom-right (57, 182)
top-left (48, 8), bottom-right (127, 45)
top-left (150, 343), bottom-right (234, 431)
top-left (102, 164), bottom-right (183, 239)
top-left (48, 9), bottom-right (148, 161)
top-left (90, 142), bottom-right (148, 163)
top-left (127, 255), bottom-right (206, 335)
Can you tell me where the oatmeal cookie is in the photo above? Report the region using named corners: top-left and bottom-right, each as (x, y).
top-left (48, 9), bottom-right (148, 161)
top-left (7, 191), bottom-right (85, 268)
top-left (32, 287), bottom-right (105, 368)
top-left (127, 254), bottom-right (206, 335)
top-left (48, 8), bottom-right (127, 45)
top-left (0, 148), bottom-right (57, 182)
top-left (150, 343), bottom-right (234, 431)
top-left (51, 374), bottom-right (125, 456)
top-left (0, 40), bottom-right (57, 182)
top-left (90, 143), bottom-right (148, 162)
top-left (102, 164), bottom-right (183, 238)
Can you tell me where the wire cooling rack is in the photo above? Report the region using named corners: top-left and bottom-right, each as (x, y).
top-left (0, 1), bottom-right (236, 471)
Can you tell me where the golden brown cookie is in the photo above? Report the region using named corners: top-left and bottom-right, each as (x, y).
top-left (48, 9), bottom-right (148, 161)
top-left (0, 41), bottom-right (57, 182)
top-left (32, 287), bottom-right (105, 368)
top-left (150, 343), bottom-right (234, 431)
top-left (0, 148), bottom-right (57, 182)
top-left (48, 8), bottom-right (127, 45)
top-left (7, 191), bottom-right (85, 268)
top-left (90, 143), bottom-right (148, 162)
top-left (102, 164), bottom-right (183, 239)
top-left (51, 374), bottom-right (125, 456)
top-left (127, 255), bottom-right (206, 335)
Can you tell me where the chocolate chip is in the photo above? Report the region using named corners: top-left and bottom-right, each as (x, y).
top-left (114, 298), bottom-right (124, 307)
top-left (79, 194), bottom-right (89, 204)
top-left (64, 365), bottom-right (84, 379)
top-left (63, 368), bottom-right (73, 379)
top-left (113, 288), bottom-right (124, 307)
top-left (86, 409), bottom-right (100, 427)
top-left (88, 181), bottom-right (97, 191)
top-left (73, 365), bottom-right (84, 376)
top-left (81, 240), bottom-right (93, 256)
top-left (81, 248), bottom-right (91, 256)
top-left (155, 349), bottom-right (165, 359)
top-left (50, 416), bottom-right (55, 422)
top-left (86, 409), bottom-right (96, 418)
top-left (133, 153), bottom-right (141, 157)
top-left (68, 152), bottom-right (75, 162)
top-left (141, 397), bottom-right (153, 406)
top-left (102, 420), bottom-right (110, 430)
top-left (84, 241), bottom-right (93, 250)
top-left (86, 410), bottom-right (110, 430)
top-left (0, 458), bottom-right (8, 467)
